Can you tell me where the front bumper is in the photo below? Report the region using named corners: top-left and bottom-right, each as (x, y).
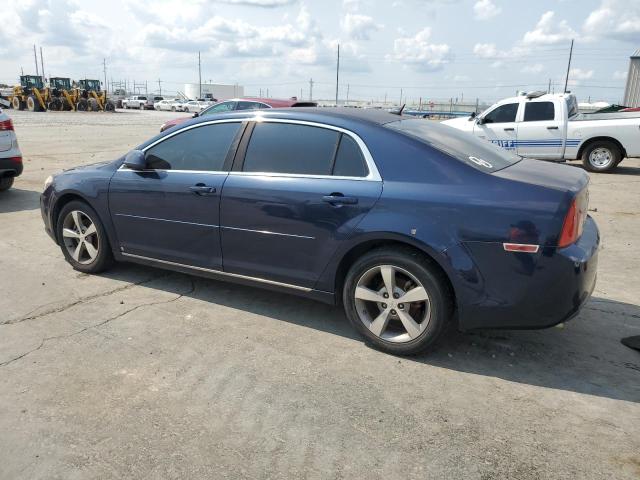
top-left (40, 186), bottom-right (57, 242)
top-left (458, 215), bottom-right (599, 330)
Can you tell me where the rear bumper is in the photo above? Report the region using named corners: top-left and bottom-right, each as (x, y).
top-left (457, 215), bottom-right (599, 330)
top-left (0, 157), bottom-right (23, 177)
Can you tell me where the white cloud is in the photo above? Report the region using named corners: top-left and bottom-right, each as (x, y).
top-left (341, 13), bottom-right (382, 40)
top-left (473, 43), bottom-right (502, 59)
top-left (583, 0), bottom-right (640, 42)
top-left (473, 0), bottom-right (501, 20)
top-left (570, 68), bottom-right (594, 80)
top-left (220, 0), bottom-right (298, 5)
top-left (521, 63), bottom-right (544, 74)
top-left (613, 70), bottom-right (628, 80)
top-left (522, 11), bottom-right (577, 45)
top-left (388, 28), bottom-right (450, 71)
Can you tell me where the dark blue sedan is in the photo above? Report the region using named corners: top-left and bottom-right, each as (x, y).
top-left (40, 108), bottom-right (599, 355)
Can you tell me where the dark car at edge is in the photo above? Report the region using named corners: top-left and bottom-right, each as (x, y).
top-left (40, 108), bottom-right (599, 355)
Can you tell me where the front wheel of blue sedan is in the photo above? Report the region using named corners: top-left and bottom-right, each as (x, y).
top-left (57, 200), bottom-right (114, 274)
top-left (343, 248), bottom-right (452, 355)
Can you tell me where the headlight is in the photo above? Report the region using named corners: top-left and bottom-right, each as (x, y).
top-left (43, 175), bottom-right (54, 190)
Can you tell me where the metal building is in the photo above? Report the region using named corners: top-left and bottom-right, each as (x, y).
top-left (623, 49), bottom-right (640, 107)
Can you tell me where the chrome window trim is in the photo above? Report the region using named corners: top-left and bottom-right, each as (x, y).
top-left (118, 116), bottom-right (382, 181)
top-left (222, 225), bottom-right (315, 240)
top-left (121, 252), bottom-right (312, 292)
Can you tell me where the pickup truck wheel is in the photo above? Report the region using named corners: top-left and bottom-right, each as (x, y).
top-left (582, 140), bottom-right (621, 173)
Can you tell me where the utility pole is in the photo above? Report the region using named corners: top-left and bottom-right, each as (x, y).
top-left (145, 80), bottom-right (148, 95)
top-left (198, 51), bottom-right (202, 99)
top-left (335, 43), bottom-right (340, 106)
top-left (33, 45), bottom-right (39, 76)
top-left (40, 47), bottom-right (45, 81)
top-left (158, 79), bottom-right (162, 95)
top-left (384, 92), bottom-right (387, 106)
top-left (103, 58), bottom-right (108, 94)
top-left (346, 84), bottom-right (350, 105)
top-left (548, 78), bottom-right (552, 93)
top-left (309, 78), bottom-right (314, 101)
top-left (563, 39), bottom-right (574, 93)
top-left (399, 87), bottom-right (403, 106)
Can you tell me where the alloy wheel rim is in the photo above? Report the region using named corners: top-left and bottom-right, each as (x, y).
top-left (354, 264), bottom-right (431, 343)
top-left (589, 147), bottom-right (612, 168)
top-left (62, 210), bottom-right (100, 265)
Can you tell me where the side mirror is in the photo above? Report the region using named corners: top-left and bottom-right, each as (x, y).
top-left (468, 112), bottom-right (476, 121)
top-left (123, 150), bottom-right (146, 170)
top-left (192, 112), bottom-right (199, 118)
top-left (476, 117), bottom-right (485, 125)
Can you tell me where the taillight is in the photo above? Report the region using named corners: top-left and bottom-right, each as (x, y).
top-left (9, 156), bottom-right (22, 165)
top-left (558, 189), bottom-right (588, 247)
top-left (0, 119), bottom-right (14, 131)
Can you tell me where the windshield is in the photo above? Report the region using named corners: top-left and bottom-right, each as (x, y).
top-left (386, 118), bottom-right (521, 172)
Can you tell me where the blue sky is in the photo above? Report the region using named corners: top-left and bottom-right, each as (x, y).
top-left (1, 0), bottom-right (638, 104)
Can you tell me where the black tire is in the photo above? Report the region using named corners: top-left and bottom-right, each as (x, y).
top-left (26, 95), bottom-right (42, 112)
top-left (76, 99), bottom-right (88, 111)
top-left (171, 106), bottom-right (176, 112)
top-left (0, 177), bottom-right (14, 191)
top-left (48, 98), bottom-right (63, 111)
top-left (105, 100), bottom-right (115, 112)
top-left (581, 140), bottom-right (621, 173)
top-left (343, 247), bottom-right (452, 355)
top-left (88, 98), bottom-right (99, 112)
top-left (12, 97), bottom-right (24, 110)
top-left (56, 200), bottom-right (114, 273)
top-left (139, 103), bottom-right (144, 110)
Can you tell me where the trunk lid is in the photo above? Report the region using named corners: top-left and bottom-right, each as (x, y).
top-left (493, 158), bottom-right (589, 193)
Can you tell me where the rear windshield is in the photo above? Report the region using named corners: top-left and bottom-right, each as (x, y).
top-left (386, 118), bottom-right (521, 172)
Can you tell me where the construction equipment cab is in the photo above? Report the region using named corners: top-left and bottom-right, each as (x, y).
top-left (442, 92), bottom-right (640, 172)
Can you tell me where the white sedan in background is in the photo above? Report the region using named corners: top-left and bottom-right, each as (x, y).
top-left (153, 100), bottom-right (174, 111)
top-left (182, 100), bottom-right (209, 113)
top-left (170, 99), bottom-right (187, 112)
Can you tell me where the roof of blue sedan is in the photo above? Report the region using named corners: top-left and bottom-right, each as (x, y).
top-left (188, 107), bottom-right (404, 127)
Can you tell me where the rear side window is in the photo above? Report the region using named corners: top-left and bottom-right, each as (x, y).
top-left (236, 101), bottom-right (261, 111)
top-left (145, 123), bottom-right (241, 171)
top-left (243, 123), bottom-right (339, 175)
top-left (333, 135), bottom-right (368, 177)
top-left (386, 119), bottom-right (521, 172)
top-left (523, 102), bottom-right (555, 121)
top-left (483, 103), bottom-right (518, 123)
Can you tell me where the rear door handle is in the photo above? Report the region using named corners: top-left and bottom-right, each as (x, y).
top-left (189, 184), bottom-right (216, 195)
top-left (322, 194), bottom-right (358, 205)
top-left (503, 127), bottom-right (515, 131)
top-left (547, 126), bottom-right (559, 130)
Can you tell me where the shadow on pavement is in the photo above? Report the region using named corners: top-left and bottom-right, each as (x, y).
top-left (0, 188), bottom-right (41, 214)
top-left (100, 263), bottom-right (640, 404)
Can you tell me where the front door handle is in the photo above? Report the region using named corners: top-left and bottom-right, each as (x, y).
top-left (189, 184), bottom-right (216, 195)
top-left (547, 126), bottom-right (559, 130)
top-left (503, 127), bottom-right (515, 131)
top-left (322, 194), bottom-right (358, 205)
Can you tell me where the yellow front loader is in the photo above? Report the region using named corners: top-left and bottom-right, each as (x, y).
top-left (11, 75), bottom-right (49, 112)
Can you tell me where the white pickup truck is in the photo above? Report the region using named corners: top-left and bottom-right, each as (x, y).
top-left (122, 95), bottom-right (148, 110)
top-left (442, 92), bottom-right (640, 172)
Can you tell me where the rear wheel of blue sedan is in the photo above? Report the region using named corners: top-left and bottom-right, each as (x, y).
top-left (57, 201), bottom-right (113, 274)
top-left (343, 248), bottom-right (452, 355)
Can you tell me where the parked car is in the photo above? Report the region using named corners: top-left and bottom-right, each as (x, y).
top-left (0, 109), bottom-right (23, 192)
top-left (145, 96), bottom-right (164, 110)
top-left (442, 91), bottom-right (640, 172)
top-left (153, 99), bottom-right (174, 111)
top-left (170, 99), bottom-right (187, 112)
top-left (160, 97), bottom-right (317, 132)
top-left (122, 96), bottom-right (147, 109)
top-left (40, 108), bottom-right (599, 355)
top-left (182, 100), bottom-right (210, 114)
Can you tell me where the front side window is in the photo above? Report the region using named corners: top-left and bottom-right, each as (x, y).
top-left (145, 123), bottom-right (241, 171)
top-left (523, 102), bottom-right (555, 121)
top-left (202, 101), bottom-right (236, 116)
top-left (236, 101), bottom-right (261, 111)
top-left (483, 103), bottom-right (518, 123)
top-left (243, 123), bottom-right (339, 175)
